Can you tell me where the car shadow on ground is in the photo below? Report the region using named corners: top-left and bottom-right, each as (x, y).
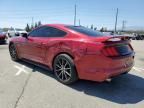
top-left (17, 60), bottom-right (144, 104)
top-left (69, 74), bottom-right (144, 104)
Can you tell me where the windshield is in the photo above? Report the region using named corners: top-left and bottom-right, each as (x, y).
top-left (66, 26), bottom-right (105, 37)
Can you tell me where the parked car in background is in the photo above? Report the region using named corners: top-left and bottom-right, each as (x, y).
top-left (7, 28), bottom-right (27, 37)
top-left (132, 33), bottom-right (144, 40)
top-left (9, 24), bottom-right (135, 84)
top-left (0, 30), bottom-right (7, 44)
top-left (15, 28), bottom-right (28, 35)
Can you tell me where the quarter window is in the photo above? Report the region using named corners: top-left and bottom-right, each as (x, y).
top-left (66, 26), bottom-right (105, 37)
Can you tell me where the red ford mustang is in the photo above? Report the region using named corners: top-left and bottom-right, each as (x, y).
top-left (9, 24), bottom-right (135, 84)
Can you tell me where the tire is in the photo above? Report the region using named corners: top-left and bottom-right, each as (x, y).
top-left (9, 43), bottom-right (19, 61)
top-left (53, 54), bottom-right (78, 85)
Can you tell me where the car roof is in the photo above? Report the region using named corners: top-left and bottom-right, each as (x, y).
top-left (38, 24), bottom-right (73, 33)
top-left (42, 24), bottom-right (71, 28)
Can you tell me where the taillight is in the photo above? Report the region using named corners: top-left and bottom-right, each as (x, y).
top-left (102, 47), bottom-right (119, 57)
top-left (102, 44), bottom-right (133, 57)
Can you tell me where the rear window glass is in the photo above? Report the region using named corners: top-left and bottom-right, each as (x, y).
top-left (66, 26), bottom-right (105, 37)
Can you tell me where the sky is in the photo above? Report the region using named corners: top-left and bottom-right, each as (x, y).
top-left (0, 0), bottom-right (144, 30)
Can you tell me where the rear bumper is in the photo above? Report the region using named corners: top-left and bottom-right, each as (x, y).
top-left (75, 53), bottom-right (134, 82)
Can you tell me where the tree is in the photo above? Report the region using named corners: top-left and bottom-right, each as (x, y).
top-left (35, 22), bottom-right (38, 28)
top-left (91, 24), bottom-right (94, 30)
top-left (25, 24), bottom-right (31, 32)
top-left (100, 27), bottom-right (104, 32)
top-left (25, 21), bottom-right (42, 32)
top-left (3, 28), bottom-right (9, 32)
top-left (94, 27), bottom-right (97, 30)
top-left (38, 21), bottom-right (42, 26)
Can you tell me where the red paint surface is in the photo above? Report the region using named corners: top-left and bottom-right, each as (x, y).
top-left (9, 24), bottom-right (135, 82)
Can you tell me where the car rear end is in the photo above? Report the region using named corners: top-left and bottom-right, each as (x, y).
top-left (0, 33), bottom-right (7, 44)
top-left (100, 36), bottom-right (134, 80)
top-left (75, 36), bottom-right (134, 82)
top-left (65, 26), bottom-right (134, 82)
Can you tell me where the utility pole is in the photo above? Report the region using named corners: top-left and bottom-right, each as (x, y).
top-left (122, 20), bottom-right (126, 32)
top-left (79, 19), bottom-right (81, 26)
top-left (32, 17), bottom-right (34, 27)
top-left (74, 4), bottom-right (77, 26)
top-left (114, 8), bottom-right (119, 34)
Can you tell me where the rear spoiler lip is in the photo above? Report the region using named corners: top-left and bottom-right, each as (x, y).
top-left (100, 35), bottom-right (132, 42)
top-left (108, 35), bottom-right (132, 40)
top-left (109, 35), bottom-right (133, 38)
top-left (88, 35), bottom-right (132, 42)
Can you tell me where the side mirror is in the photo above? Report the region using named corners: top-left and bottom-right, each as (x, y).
top-left (22, 33), bottom-right (28, 38)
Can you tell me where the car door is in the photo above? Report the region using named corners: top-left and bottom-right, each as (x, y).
top-left (25, 37), bottom-right (47, 64)
top-left (28, 26), bottom-right (67, 64)
top-left (23, 27), bottom-right (51, 64)
top-left (16, 27), bottom-right (45, 63)
top-left (40, 26), bottom-right (68, 65)
top-left (19, 26), bottom-right (67, 65)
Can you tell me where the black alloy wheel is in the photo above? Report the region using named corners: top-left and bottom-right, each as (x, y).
top-left (53, 54), bottom-right (78, 85)
top-left (9, 44), bottom-right (19, 61)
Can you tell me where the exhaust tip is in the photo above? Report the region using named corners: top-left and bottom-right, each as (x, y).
top-left (106, 78), bottom-right (112, 82)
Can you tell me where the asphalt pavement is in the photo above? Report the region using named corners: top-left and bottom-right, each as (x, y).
top-left (0, 41), bottom-right (144, 108)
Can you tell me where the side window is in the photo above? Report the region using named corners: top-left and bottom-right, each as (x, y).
top-left (48, 27), bottom-right (67, 37)
top-left (41, 27), bottom-right (51, 37)
top-left (28, 27), bottom-right (42, 37)
top-left (28, 26), bottom-right (67, 37)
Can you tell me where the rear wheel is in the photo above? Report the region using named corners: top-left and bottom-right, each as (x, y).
top-left (53, 54), bottom-right (78, 85)
top-left (9, 43), bottom-right (19, 61)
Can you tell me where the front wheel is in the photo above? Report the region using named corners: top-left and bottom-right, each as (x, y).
top-left (9, 44), bottom-right (19, 61)
top-left (53, 54), bottom-right (78, 85)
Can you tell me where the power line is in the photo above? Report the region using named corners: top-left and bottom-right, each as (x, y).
top-left (0, 11), bottom-right (73, 15)
top-left (0, 7), bottom-right (74, 12)
top-left (0, 14), bottom-right (74, 19)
